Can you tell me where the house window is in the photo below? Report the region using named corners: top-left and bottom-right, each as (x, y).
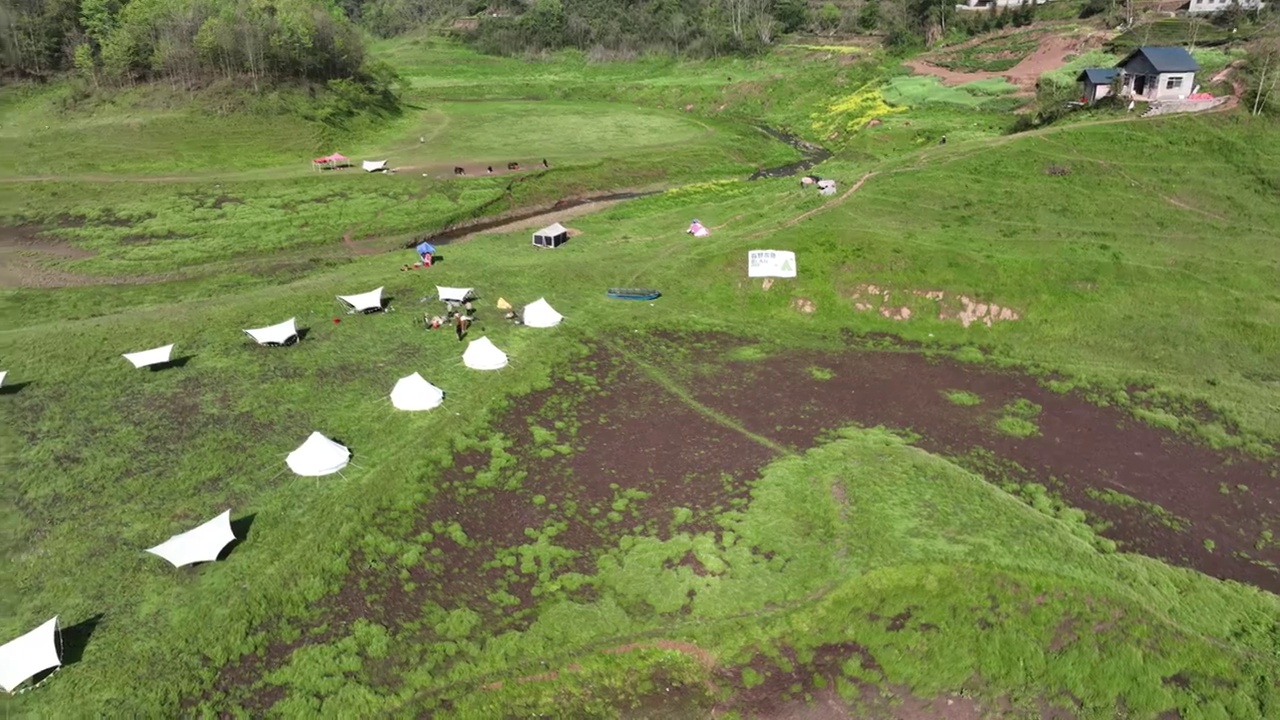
top-left (1166, 77), bottom-right (1184, 90)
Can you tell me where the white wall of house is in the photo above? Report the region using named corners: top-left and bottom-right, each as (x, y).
top-left (1122, 71), bottom-right (1196, 101)
top-left (1187, 0), bottom-right (1264, 14)
top-left (1153, 72), bottom-right (1195, 100)
top-left (1093, 84), bottom-right (1114, 102)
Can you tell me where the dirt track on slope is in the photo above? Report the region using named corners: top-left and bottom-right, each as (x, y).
top-left (905, 32), bottom-right (1097, 92)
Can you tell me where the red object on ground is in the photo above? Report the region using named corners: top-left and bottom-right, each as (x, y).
top-left (333, 318), bottom-right (341, 324)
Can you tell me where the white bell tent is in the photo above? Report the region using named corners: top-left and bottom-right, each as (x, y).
top-left (0, 617), bottom-right (61, 693)
top-left (243, 318), bottom-right (299, 346)
top-left (286, 432), bottom-right (351, 477)
top-left (522, 298), bottom-right (563, 328)
top-left (436, 286), bottom-right (476, 304)
top-left (362, 160), bottom-right (388, 173)
top-left (122, 344), bottom-right (175, 369)
top-left (463, 337), bottom-right (508, 370)
top-left (337, 287), bottom-right (384, 314)
top-left (390, 373), bottom-right (445, 411)
top-left (145, 510), bottom-right (237, 568)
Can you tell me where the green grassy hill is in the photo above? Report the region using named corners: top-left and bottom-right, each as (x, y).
top-left (3, 31), bottom-right (1280, 719)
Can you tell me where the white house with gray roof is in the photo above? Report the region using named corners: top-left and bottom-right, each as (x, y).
top-left (1078, 47), bottom-right (1200, 104)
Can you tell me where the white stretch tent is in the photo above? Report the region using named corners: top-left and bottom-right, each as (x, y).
top-left (390, 373), bottom-right (444, 411)
top-left (522, 298), bottom-right (563, 328)
top-left (0, 371), bottom-right (7, 388)
top-left (437, 286), bottom-right (476, 304)
top-left (0, 617), bottom-right (60, 694)
top-left (146, 510), bottom-right (237, 568)
top-left (244, 318), bottom-right (299, 346)
top-left (362, 160), bottom-right (388, 173)
top-left (747, 250), bottom-right (797, 279)
top-left (337, 287), bottom-right (384, 313)
top-left (286, 432), bottom-right (351, 477)
top-left (463, 337), bottom-right (508, 370)
top-left (123, 344), bottom-right (175, 369)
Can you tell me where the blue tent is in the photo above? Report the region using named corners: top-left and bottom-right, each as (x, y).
top-left (415, 242), bottom-right (435, 256)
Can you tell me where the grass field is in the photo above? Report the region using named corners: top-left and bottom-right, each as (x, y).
top-left (4, 27), bottom-right (1280, 719)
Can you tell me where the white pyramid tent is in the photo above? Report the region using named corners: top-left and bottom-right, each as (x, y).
top-left (243, 318), bottom-right (299, 346)
top-left (522, 298), bottom-right (563, 328)
top-left (362, 160), bottom-right (388, 173)
top-left (145, 510), bottom-right (237, 568)
top-left (436, 286), bottom-right (476, 304)
top-left (390, 373), bottom-right (444, 411)
top-left (463, 337), bottom-right (508, 370)
top-left (286, 432), bottom-right (351, 477)
top-left (0, 617), bottom-right (60, 693)
top-left (123, 344), bottom-right (175, 369)
top-left (337, 287), bottom-right (384, 313)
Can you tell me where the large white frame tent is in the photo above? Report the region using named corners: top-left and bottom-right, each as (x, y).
top-left (337, 287), bottom-right (385, 314)
top-left (243, 318), bottom-right (299, 346)
top-left (390, 373), bottom-right (445, 411)
top-left (145, 510), bottom-right (237, 568)
top-left (463, 337), bottom-right (508, 370)
top-left (522, 298), bottom-right (563, 328)
top-left (0, 617), bottom-right (61, 693)
top-left (122, 344), bottom-right (175, 369)
top-left (286, 432), bottom-right (351, 477)
top-left (436, 286), bottom-right (476, 304)
top-left (532, 222), bottom-right (569, 249)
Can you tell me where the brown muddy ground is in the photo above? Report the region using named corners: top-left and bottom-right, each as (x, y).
top-left (203, 334), bottom-right (1276, 716)
top-left (205, 349), bottom-right (778, 712)
top-left (635, 333), bottom-right (1280, 594)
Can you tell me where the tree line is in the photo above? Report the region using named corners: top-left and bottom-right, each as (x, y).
top-left (348, 0), bottom-right (1018, 58)
top-left (0, 0), bottom-right (396, 94)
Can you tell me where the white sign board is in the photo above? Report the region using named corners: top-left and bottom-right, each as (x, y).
top-left (748, 250), bottom-right (796, 278)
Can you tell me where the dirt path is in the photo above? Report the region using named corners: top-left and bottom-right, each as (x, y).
top-left (904, 32), bottom-right (1091, 93)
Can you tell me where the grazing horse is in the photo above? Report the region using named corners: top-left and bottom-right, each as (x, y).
top-left (508, 162), bottom-right (520, 171)
top-left (454, 166), bottom-right (465, 175)
top-left (487, 166), bottom-right (494, 174)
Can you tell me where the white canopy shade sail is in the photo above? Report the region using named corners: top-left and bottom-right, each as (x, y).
top-left (390, 373), bottom-right (444, 411)
top-left (436, 286), bottom-right (475, 303)
top-left (244, 318), bottom-right (299, 346)
top-left (286, 432), bottom-right (351, 477)
top-left (0, 617), bottom-right (60, 694)
top-left (522, 298), bottom-right (563, 328)
top-left (145, 510), bottom-right (237, 568)
top-left (122, 344), bottom-right (175, 368)
top-left (362, 160), bottom-right (388, 172)
top-left (0, 371), bottom-right (7, 388)
top-left (337, 287), bottom-right (384, 313)
top-left (463, 337), bottom-right (508, 370)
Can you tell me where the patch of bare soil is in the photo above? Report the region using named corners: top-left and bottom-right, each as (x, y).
top-left (907, 32), bottom-right (1104, 93)
top-left (0, 224), bottom-right (143, 288)
top-left (849, 284), bottom-right (1020, 327)
top-left (632, 333), bottom-right (1280, 595)
top-left (204, 346), bottom-right (777, 711)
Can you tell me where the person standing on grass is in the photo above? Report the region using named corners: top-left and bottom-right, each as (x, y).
top-left (455, 312), bottom-right (471, 341)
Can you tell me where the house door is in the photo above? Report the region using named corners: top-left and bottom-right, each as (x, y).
top-left (1134, 75), bottom-right (1146, 97)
